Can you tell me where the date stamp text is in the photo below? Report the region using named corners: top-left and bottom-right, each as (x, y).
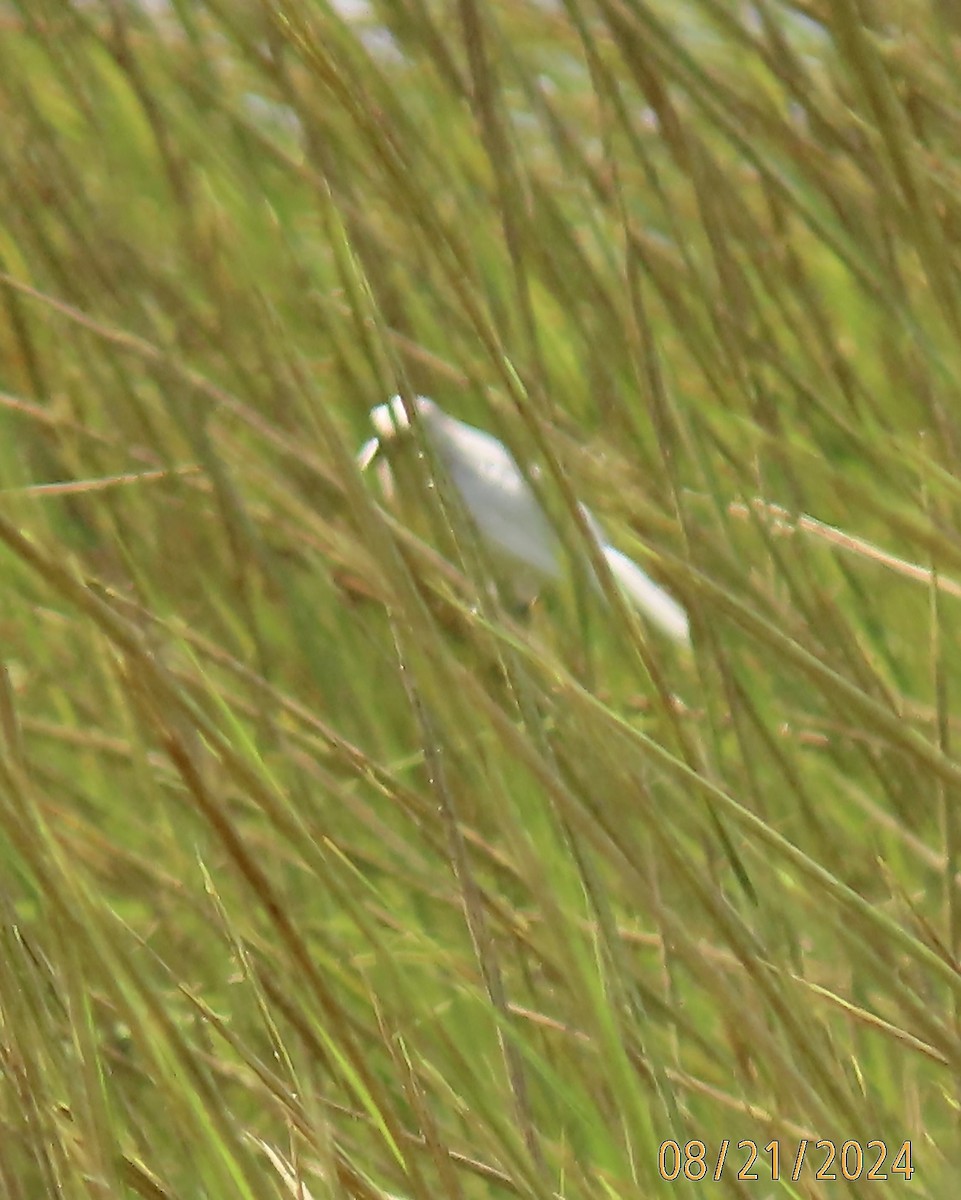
top-left (658, 1140), bottom-right (913, 1182)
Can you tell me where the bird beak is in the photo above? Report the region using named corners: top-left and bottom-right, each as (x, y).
top-left (357, 435), bottom-right (382, 473)
top-left (357, 395), bottom-right (420, 472)
top-left (357, 395), bottom-right (424, 500)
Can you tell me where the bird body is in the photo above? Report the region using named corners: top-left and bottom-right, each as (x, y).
top-left (414, 399), bottom-right (563, 579)
top-left (360, 395), bottom-right (690, 644)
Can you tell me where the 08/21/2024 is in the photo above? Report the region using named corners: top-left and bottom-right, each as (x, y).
top-left (658, 1139), bottom-right (914, 1182)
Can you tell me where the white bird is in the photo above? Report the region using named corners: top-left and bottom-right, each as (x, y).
top-left (358, 395), bottom-right (690, 644)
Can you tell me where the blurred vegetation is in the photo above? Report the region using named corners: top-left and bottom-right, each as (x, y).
top-left (0, 0), bottom-right (959, 1195)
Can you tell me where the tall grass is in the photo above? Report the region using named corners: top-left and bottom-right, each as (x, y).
top-left (0, 0), bottom-right (957, 1195)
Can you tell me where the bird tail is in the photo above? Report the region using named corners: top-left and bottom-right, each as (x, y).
top-left (599, 543), bottom-right (690, 644)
